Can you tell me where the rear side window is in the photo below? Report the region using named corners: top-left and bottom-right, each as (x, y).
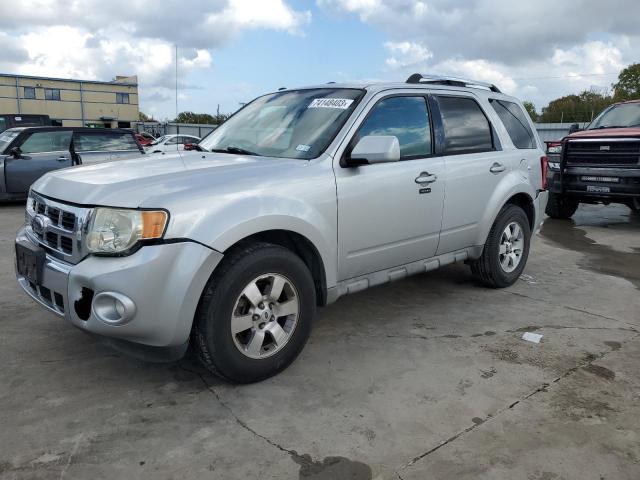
top-left (435, 96), bottom-right (493, 154)
top-left (19, 131), bottom-right (72, 154)
top-left (489, 99), bottom-right (536, 149)
top-left (357, 96), bottom-right (431, 159)
top-left (74, 132), bottom-right (139, 152)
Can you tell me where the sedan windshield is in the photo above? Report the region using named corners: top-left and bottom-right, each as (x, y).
top-left (589, 102), bottom-right (640, 129)
top-left (199, 88), bottom-right (364, 159)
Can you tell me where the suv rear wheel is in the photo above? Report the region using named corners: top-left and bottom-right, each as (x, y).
top-left (192, 242), bottom-right (316, 383)
top-left (471, 204), bottom-right (531, 288)
top-left (545, 192), bottom-right (579, 219)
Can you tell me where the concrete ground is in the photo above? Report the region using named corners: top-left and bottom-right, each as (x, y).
top-left (1, 202), bottom-right (639, 480)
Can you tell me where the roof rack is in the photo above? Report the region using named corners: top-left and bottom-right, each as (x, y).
top-left (406, 73), bottom-right (502, 93)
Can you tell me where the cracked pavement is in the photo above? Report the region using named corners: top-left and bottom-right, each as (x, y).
top-left (1, 203), bottom-right (639, 479)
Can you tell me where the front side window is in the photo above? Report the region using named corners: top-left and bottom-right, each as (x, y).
top-left (355, 96), bottom-right (431, 159)
top-left (436, 96), bottom-right (493, 154)
top-left (74, 132), bottom-right (138, 152)
top-left (116, 93), bottom-right (130, 104)
top-left (199, 88), bottom-right (364, 159)
top-left (23, 87), bottom-right (36, 99)
top-left (19, 131), bottom-right (72, 154)
top-left (45, 89), bottom-right (61, 101)
top-left (165, 137), bottom-right (178, 145)
top-left (489, 99), bottom-right (536, 149)
top-left (589, 102), bottom-right (640, 130)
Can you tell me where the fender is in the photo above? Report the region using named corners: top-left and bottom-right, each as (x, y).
top-left (165, 192), bottom-right (338, 289)
top-left (474, 170), bottom-right (536, 248)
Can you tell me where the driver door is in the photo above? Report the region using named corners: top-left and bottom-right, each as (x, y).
top-left (5, 130), bottom-right (73, 193)
top-left (334, 94), bottom-right (446, 280)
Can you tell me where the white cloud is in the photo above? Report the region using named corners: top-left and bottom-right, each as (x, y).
top-left (384, 41), bottom-right (432, 70)
top-left (0, 0), bottom-right (311, 114)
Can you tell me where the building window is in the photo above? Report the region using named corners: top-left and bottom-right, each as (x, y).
top-left (23, 87), bottom-right (36, 99)
top-left (116, 93), bottom-right (130, 104)
top-left (45, 88), bottom-right (61, 101)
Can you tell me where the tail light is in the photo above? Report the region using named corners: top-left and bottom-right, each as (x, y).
top-left (540, 156), bottom-right (549, 190)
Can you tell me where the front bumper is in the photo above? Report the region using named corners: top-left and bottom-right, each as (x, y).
top-left (548, 166), bottom-right (640, 198)
top-left (16, 227), bottom-right (223, 348)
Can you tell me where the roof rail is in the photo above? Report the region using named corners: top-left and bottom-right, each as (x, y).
top-left (406, 73), bottom-right (502, 93)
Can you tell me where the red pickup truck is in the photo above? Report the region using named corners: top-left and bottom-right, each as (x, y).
top-left (545, 99), bottom-right (640, 218)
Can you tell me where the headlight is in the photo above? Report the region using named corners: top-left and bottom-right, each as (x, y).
top-left (547, 145), bottom-right (562, 154)
top-left (548, 161), bottom-right (560, 170)
top-left (86, 208), bottom-right (168, 254)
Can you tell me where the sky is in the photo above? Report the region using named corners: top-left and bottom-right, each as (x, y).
top-left (0, 0), bottom-right (638, 119)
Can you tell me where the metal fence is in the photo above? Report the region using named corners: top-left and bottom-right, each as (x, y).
top-left (132, 122), bottom-right (218, 140)
top-left (534, 122), bottom-right (589, 143)
top-left (134, 121), bottom-right (588, 145)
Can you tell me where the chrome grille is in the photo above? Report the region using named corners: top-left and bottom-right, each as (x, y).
top-left (25, 192), bottom-right (91, 265)
top-left (566, 139), bottom-right (640, 167)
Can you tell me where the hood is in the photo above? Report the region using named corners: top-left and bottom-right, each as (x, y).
top-left (32, 151), bottom-right (304, 208)
top-left (568, 127), bottom-right (640, 139)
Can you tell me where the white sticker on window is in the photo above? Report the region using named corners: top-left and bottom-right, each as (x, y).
top-left (308, 98), bottom-right (354, 110)
top-left (296, 144), bottom-right (311, 152)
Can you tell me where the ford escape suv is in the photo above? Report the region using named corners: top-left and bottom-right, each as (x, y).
top-left (15, 75), bottom-right (548, 383)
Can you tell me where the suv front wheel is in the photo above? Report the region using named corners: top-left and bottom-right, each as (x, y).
top-left (471, 204), bottom-right (531, 288)
top-left (192, 242), bottom-right (316, 383)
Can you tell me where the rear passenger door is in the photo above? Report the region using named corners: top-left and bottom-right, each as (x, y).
top-left (5, 130), bottom-right (73, 193)
top-left (431, 94), bottom-right (507, 254)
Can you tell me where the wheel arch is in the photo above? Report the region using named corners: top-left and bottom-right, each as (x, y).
top-left (217, 229), bottom-right (329, 306)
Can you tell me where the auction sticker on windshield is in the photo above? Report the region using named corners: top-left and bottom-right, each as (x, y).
top-left (308, 98), bottom-right (354, 109)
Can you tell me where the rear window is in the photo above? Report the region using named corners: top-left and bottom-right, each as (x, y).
top-left (435, 96), bottom-right (493, 154)
top-left (74, 132), bottom-right (139, 152)
top-left (489, 99), bottom-right (536, 149)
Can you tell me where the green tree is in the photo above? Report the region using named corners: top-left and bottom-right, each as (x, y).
top-left (138, 111), bottom-right (153, 121)
top-left (539, 91), bottom-right (614, 123)
top-left (173, 111), bottom-right (216, 124)
top-left (613, 63), bottom-right (640, 101)
top-left (522, 101), bottom-right (538, 121)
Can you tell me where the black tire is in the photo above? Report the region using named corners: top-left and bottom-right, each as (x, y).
top-left (471, 204), bottom-right (531, 288)
top-left (629, 198), bottom-right (640, 214)
top-left (192, 242), bottom-right (316, 383)
top-left (545, 192), bottom-right (579, 219)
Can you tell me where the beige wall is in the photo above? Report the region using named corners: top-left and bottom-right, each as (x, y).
top-left (0, 74), bottom-right (139, 127)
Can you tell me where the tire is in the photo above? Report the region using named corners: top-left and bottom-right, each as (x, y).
top-left (471, 204), bottom-right (531, 288)
top-left (192, 242), bottom-right (316, 383)
top-left (545, 192), bottom-right (579, 219)
top-left (629, 198), bottom-right (640, 214)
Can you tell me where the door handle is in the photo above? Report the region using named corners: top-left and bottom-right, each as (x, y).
top-left (56, 156), bottom-right (68, 162)
top-left (415, 172), bottom-right (437, 184)
top-left (490, 162), bottom-right (506, 174)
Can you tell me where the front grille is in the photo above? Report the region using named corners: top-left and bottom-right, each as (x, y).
top-left (566, 139), bottom-right (640, 166)
top-left (26, 193), bottom-right (90, 265)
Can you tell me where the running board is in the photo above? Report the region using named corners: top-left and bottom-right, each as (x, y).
top-left (328, 246), bottom-right (483, 302)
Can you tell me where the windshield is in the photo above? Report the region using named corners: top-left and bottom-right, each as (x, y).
top-left (589, 102), bottom-right (640, 129)
top-left (199, 88), bottom-right (364, 159)
top-left (0, 130), bottom-right (19, 153)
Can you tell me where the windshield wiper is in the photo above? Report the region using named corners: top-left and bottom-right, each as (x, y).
top-left (211, 146), bottom-right (258, 156)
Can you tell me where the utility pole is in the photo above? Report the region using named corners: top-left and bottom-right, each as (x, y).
top-left (175, 44), bottom-right (178, 121)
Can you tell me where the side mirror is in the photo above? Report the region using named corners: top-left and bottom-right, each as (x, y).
top-left (9, 147), bottom-right (22, 159)
top-left (345, 135), bottom-right (400, 167)
top-left (568, 123), bottom-right (581, 134)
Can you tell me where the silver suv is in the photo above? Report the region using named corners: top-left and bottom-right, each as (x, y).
top-left (15, 75), bottom-right (548, 383)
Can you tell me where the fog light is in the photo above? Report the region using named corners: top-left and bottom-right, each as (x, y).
top-left (92, 292), bottom-right (136, 325)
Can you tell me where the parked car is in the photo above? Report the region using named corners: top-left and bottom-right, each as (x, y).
top-left (145, 134), bottom-right (201, 153)
top-left (0, 114), bottom-right (50, 133)
top-left (135, 132), bottom-right (156, 146)
top-left (1, 127), bottom-right (144, 201)
top-left (545, 99), bottom-right (640, 218)
top-left (16, 75), bottom-right (548, 382)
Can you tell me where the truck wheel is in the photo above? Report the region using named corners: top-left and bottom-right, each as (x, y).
top-left (545, 192), bottom-right (579, 219)
top-left (629, 198), bottom-right (640, 214)
top-left (192, 242), bottom-right (316, 383)
top-left (471, 204), bottom-right (531, 288)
